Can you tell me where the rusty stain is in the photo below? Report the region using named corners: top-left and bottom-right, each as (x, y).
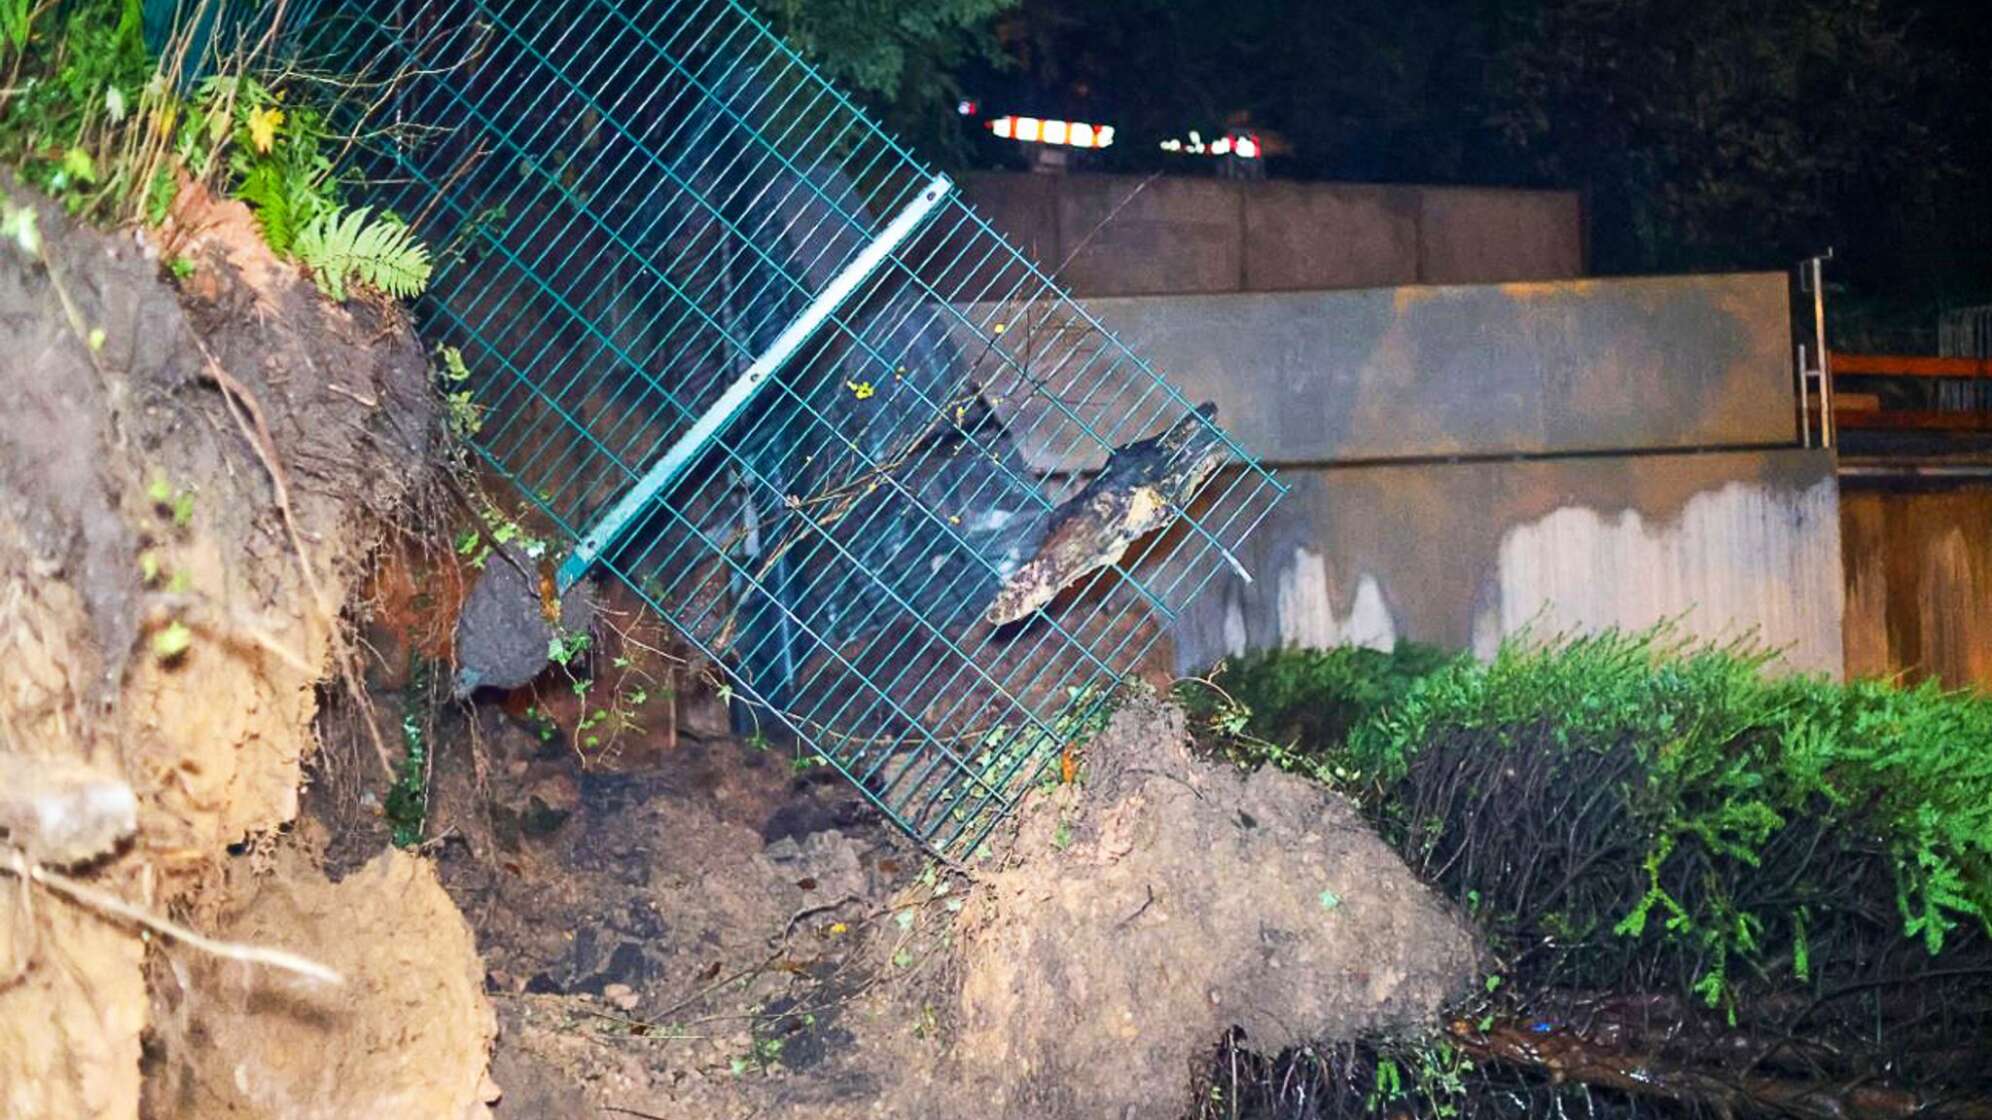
top-left (1841, 485), bottom-right (1992, 692)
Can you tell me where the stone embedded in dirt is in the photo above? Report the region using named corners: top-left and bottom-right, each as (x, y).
top-left (450, 544), bottom-right (595, 698)
top-left (0, 753), bottom-right (137, 867)
top-left (602, 983), bottom-right (639, 1012)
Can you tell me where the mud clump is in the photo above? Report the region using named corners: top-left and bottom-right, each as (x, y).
top-left (925, 697), bottom-right (1482, 1116)
top-left (144, 848), bottom-right (498, 1120)
top-left (467, 695), bottom-right (1480, 1119)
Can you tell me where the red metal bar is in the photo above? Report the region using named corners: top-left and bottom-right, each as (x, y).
top-left (1831, 409), bottom-right (1992, 432)
top-left (1830, 352), bottom-right (1992, 379)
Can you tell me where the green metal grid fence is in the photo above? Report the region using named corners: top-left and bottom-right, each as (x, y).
top-left (289, 0), bottom-right (1285, 857)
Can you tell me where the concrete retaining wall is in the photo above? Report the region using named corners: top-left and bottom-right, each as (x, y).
top-left (1176, 451), bottom-right (1846, 676)
top-left (965, 273), bottom-right (1796, 471)
top-left (959, 172), bottom-right (1585, 297)
top-left (969, 270), bottom-right (1846, 676)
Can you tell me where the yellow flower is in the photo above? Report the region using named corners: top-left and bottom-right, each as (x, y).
top-left (247, 106), bottom-right (285, 154)
top-left (846, 380), bottom-right (875, 401)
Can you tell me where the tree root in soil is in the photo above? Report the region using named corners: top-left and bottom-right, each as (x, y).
top-left (4, 848), bottom-right (342, 985)
top-left (1450, 1015), bottom-right (1992, 1120)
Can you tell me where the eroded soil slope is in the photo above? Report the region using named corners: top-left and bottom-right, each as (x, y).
top-left (0, 179), bottom-right (493, 1119)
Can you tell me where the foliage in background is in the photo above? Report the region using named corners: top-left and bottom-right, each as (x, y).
top-left (1184, 629), bottom-right (1992, 1116)
top-left (0, 0), bottom-right (154, 220)
top-left (754, 0), bottom-right (1015, 162)
top-left (950, 0), bottom-right (1990, 325)
top-left (1485, 0), bottom-right (1957, 281)
top-left (0, 0), bottom-right (429, 300)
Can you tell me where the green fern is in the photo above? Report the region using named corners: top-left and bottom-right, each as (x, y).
top-left (293, 206), bottom-right (432, 302)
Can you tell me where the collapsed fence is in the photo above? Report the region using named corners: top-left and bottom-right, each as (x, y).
top-left (278, 0), bottom-right (1283, 857)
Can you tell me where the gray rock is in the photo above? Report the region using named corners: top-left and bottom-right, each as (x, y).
top-left (451, 544), bottom-right (595, 698)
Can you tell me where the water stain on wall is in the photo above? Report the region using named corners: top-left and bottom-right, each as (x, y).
top-left (1481, 478), bottom-right (1844, 670)
top-left (1175, 450), bottom-right (1845, 676)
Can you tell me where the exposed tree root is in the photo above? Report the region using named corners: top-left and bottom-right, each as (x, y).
top-left (1449, 1016), bottom-right (1992, 1120)
top-left (3, 847), bottom-right (342, 985)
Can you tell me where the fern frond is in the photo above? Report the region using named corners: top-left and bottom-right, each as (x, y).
top-left (234, 163), bottom-right (297, 254)
top-left (348, 214), bottom-right (432, 299)
top-left (293, 205), bottom-right (433, 303)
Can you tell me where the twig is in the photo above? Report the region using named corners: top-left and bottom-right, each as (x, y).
top-left (4, 848), bottom-right (342, 985)
top-left (1055, 171), bottom-right (1163, 277)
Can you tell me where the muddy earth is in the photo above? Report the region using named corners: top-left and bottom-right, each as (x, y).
top-left (313, 689), bottom-right (1480, 1119)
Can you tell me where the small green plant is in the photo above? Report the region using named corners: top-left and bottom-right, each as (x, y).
top-left (729, 1034), bottom-right (784, 1076)
top-left (2, 199), bottom-right (41, 255)
top-left (436, 344), bottom-right (483, 438)
top-left (146, 473), bottom-right (195, 526)
top-left (455, 502), bottom-right (552, 571)
top-left (291, 205), bottom-right (432, 302)
top-left (547, 630), bottom-right (589, 668)
top-left (521, 704), bottom-right (557, 743)
top-left (384, 655), bottom-right (435, 847)
top-left (151, 618), bottom-right (191, 660)
top-left (2, 0), bottom-right (33, 51)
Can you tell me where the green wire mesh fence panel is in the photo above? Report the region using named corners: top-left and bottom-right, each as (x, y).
top-left (294, 0), bottom-right (1285, 857)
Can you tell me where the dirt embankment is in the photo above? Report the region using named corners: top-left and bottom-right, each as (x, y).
top-left (461, 696), bottom-right (1480, 1119)
top-left (0, 179), bottom-right (492, 1119)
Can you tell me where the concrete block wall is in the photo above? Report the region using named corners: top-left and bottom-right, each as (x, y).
top-left (958, 172), bottom-right (1585, 297)
top-left (966, 270), bottom-right (1846, 677)
top-left (964, 274), bottom-right (1797, 472)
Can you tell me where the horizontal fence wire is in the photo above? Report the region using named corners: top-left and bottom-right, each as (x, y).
top-left (289, 0), bottom-right (1286, 857)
